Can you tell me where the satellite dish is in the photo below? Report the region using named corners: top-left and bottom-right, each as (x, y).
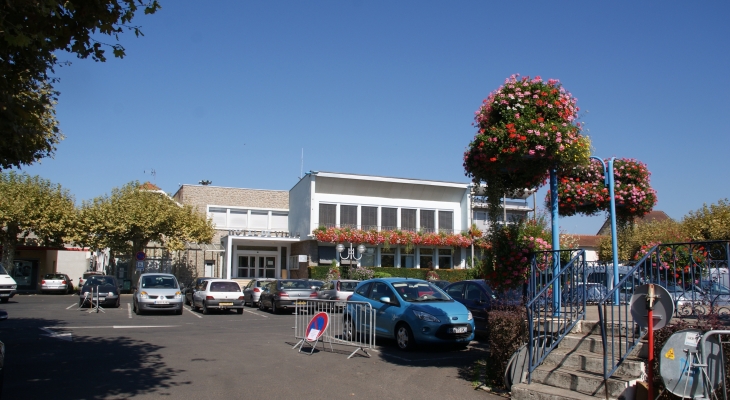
top-left (660, 329), bottom-right (722, 398)
top-left (630, 284), bottom-right (674, 330)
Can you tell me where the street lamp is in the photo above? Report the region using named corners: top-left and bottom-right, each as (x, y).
top-left (590, 156), bottom-right (619, 305)
top-left (337, 243), bottom-right (366, 268)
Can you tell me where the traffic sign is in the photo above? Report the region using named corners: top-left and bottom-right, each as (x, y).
top-left (136, 251), bottom-right (146, 261)
top-left (305, 312), bottom-right (329, 342)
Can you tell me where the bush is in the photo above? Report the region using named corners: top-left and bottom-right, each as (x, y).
top-left (373, 271), bottom-right (392, 278)
top-left (485, 308), bottom-right (528, 389)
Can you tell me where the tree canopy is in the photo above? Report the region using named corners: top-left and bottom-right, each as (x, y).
top-left (682, 199), bottom-right (730, 241)
top-left (0, 0), bottom-right (160, 169)
top-left (75, 182), bottom-right (215, 256)
top-left (0, 171), bottom-right (76, 269)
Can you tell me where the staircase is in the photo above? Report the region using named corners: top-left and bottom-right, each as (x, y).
top-left (511, 320), bottom-right (647, 400)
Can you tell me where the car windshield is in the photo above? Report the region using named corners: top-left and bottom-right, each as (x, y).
top-left (392, 281), bottom-right (451, 302)
top-left (86, 276), bottom-right (115, 287)
top-left (255, 280), bottom-right (272, 287)
top-left (340, 282), bottom-right (358, 291)
top-left (44, 274), bottom-right (66, 280)
top-left (210, 282), bottom-right (241, 292)
top-left (142, 275), bottom-right (178, 289)
top-left (0, 264), bottom-right (7, 275)
top-left (280, 280), bottom-right (310, 289)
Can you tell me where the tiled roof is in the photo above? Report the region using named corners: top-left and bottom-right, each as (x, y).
top-left (597, 210), bottom-right (673, 235)
top-left (140, 181), bottom-right (162, 191)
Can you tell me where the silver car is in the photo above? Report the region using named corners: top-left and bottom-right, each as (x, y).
top-left (316, 279), bottom-right (359, 307)
top-left (132, 273), bottom-right (183, 315)
top-left (242, 278), bottom-right (274, 307)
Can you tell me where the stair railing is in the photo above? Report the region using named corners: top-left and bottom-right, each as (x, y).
top-left (526, 249), bottom-right (587, 383)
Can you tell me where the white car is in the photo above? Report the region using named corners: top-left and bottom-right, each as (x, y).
top-left (41, 273), bottom-right (74, 294)
top-left (191, 279), bottom-right (244, 314)
top-left (317, 279), bottom-right (359, 306)
top-left (132, 273), bottom-right (184, 315)
top-left (242, 278), bottom-right (275, 307)
top-left (0, 264), bottom-right (17, 303)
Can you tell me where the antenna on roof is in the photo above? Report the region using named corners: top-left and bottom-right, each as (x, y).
top-left (300, 148), bottom-right (304, 179)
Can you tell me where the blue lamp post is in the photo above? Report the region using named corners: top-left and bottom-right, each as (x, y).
top-left (550, 168), bottom-right (560, 314)
top-left (590, 156), bottom-right (619, 304)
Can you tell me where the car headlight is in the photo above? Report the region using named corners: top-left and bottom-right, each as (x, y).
top-left (140, 291), bottom-right (149, 299)
top-left (108, 292), bottom-right (115, 297)
top-left (10, 285), bottom-right (16, 289)
top-left (467, 311), bottom-right (473, 321)
top-left (412, 310), bottom-right (440, 323)
top-left (174, 291), bottom-right (182, 299)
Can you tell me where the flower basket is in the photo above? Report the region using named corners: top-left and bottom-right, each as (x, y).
top-left (312, 227), bottom-right (473, 249)
top-left (463, 74), bottom-right (591, 193)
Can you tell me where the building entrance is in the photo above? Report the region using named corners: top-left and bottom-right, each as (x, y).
top-left (237, 255), bottom-right (276, 278)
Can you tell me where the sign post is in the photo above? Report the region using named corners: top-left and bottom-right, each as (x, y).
top-left (297, 312), bottom-right (330, 355)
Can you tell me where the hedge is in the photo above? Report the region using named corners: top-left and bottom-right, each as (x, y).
top-left (307, 266), bottom-right (477, 282)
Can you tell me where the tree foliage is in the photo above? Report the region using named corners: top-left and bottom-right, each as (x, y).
top-left (0, 171), bottom-right (76, 269)
top-left (0, 0), bottom-right (160, 169)
top-left (682, 199), bottom-right (730, 241)
top-left (598, 219), bottom-right (687, 262)
top-left (75, 182), bottom-right (215, 256)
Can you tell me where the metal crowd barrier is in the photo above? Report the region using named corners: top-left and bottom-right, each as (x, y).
top-left (292, 299), bottom-right (375, 359)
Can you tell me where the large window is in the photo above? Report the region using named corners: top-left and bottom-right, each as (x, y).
top-left (361, 247), bottom-right (376, 267)
top-left (229, 209), bottom-right (248, 228)
top-left (382, 207), bottom-right (397, 230)
top-left (361, 206), bottom-right (377, 230)
top-left (381, 248), bottom-right (395, 267)
top-left (420, 210), bottom-right (435, 233)
top-left (438, 249), bottom-right (452, 269)
top-left (209, 207), bottom-right (227, 227)
top-left (271, 212), bottom-right (288, 230)
top-left (341, 205), bottom-right (357, 228)
top-left (401, 248), bottom-right (415, 268)
top-left (402, 209), bottom-right (416, 231)
top-left (319, 204), bottom-right (336, 227)
top-left (438, 211), bottom-right (453, 233)
top-left (250, 211), bottom-right (268, 228)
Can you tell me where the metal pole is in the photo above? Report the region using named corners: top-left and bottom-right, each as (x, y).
top-left (550, 168), bottom-right (560, 315)
top-left (647, 284), bottom-right (656, 400)
top-left (608, 158), bottom-right (620, 305)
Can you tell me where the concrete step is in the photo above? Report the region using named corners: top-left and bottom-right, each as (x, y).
top-left (511, 382), bottom-right (598, 400)
top-left (543, 349), bottom-right (645, 377)
top-left (531, 365), bottom-right (638, 399)
top-left (558, 334), bottom-right (646, 358)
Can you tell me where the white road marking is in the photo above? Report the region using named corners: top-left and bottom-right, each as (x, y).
top-left (127, 303), bottom-right (132, 318)
top-left (66, 303), bottom-right (77, 309)
top-left (244, 309), bottom-right (268, 318)
top-left (39, 327), bottom-right (73, 341)
top-left (185, 306), bottom-right (203, 318)
top-left (47, 325), bottom-right (178, 330)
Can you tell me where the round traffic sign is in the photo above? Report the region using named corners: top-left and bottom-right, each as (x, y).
top-left (136, 251), bottom-right (146, 261)
top-left (305, 312), bottom-right (329, 342)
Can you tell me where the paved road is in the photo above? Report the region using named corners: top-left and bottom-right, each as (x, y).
top-left (0, 294), bottom-right (498, 399)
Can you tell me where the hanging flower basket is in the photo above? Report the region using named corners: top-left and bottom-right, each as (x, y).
top-left (547, 158), bottom-right (657, 221)
top-left (463, 74), bottom-right (591, 193)
top-left (312, 227), bottom-right (473, 249)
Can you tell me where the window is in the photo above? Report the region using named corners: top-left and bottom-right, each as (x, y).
top-left (229, 209), bottom-right (248, 228)
top-left (381, 248), bottom-right (395, 268)
top-left (361, 206), bottom-right (377, 230)
top-left (209, 207), bottom-right (227, 227)
top-left (420, 248), bottom-right (434, 269)
top-left (319, 204), bottom-right (336, 227)
top-left (466, 283), bottom-right (485, 302)
top-left (382, 207), bottom-right (397, 230)
top-left (420, 210), bottom-right (435, 233)
top-left (438, 211), bottom-right (453, 233)
top-left (210, 281), bottom-right (241, 292)
top-left (250, 211), bottom-right (268, 229)
top-left (355, 282), bottom-right (371, 296)
top-left (401, 209), bottom-right (416, 231)
top-left (438, 249), bottom-right (452, 269)
top-left (318, 246), bottom-right (336, 266)
top-left (401, 247), bottom-right (415, 268)
top-left (447, 282), bottom-right (464, 300)
top-left (271, 212), bottom-right (288, 230)
top-left (361, 247), bottom-right (375, 267)
top-left (369, 282), bottom-right (395, 303)
top-left (341, 205), bottom-right (357, 228)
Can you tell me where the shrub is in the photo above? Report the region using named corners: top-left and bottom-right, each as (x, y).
top-left (373, 271), bottom-right (392, 278)
top-left (485, 307), bottom-right (528, 389)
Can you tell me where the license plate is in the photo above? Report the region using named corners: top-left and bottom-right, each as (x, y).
top-left (98, 298), bottom-right (106, 301)
top-left (219, 302), bottom-right (233, 306)
top-left (0, 294), bottom-right (8, 297)
top-left (449, 327), bottom-right (467, 334)
top-left (154, 300), bottom-right (169, 304)
top-left (296, 301), bottom-right (306, 305)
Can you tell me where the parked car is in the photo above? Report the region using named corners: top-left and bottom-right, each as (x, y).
top-left (77, 271), bottom-right (103, 294)
top-left (0, 309), bottom-right (7, 393)
top-left (242, 278), bottom-right (275, 307)
top-left (132, 273), bottom-right (183, 315)
top-left (429, 280), bottom-right (451, 290)
top-left (306, 280), bottom-right (325, 290)
top-left (183, 277), bottom-right (215, 306)
top-left (191, 279), bottom-right (244, 314)
top-left (78, 275), bottom-right (121, 308)
top-left (317, 279), bottom-right (359, 309)
top-left (665, 283), bottom-right (705, 312)
top-left (41, 273), bottom-right (74, 294)
top-left (444, 279), bottom-right (522, 338)
top-left (345, 278), bottom-right (474, 351)
top-left (0, 263), bottom-right (18, 303)
top-left (258, 279), bottom-right (318, 314)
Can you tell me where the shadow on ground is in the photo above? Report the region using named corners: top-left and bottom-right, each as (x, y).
top-left (1, 317), bottom-right (189, 399)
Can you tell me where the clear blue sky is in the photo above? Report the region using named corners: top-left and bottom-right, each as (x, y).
top-left (17, 1), bottom-right (730, 235)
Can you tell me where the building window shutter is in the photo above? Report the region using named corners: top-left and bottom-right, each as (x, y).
top-left (382, 207), bottom-right (397, 230)
top-left (361, 206), bottom-right (377, 230)
top-left (438, 211), bottom-right (453, 233)
top-left (420, 210), bottom-right (435, 233)
top-left (341, 205), bottom-right (357, 228)
top-left (401, 209), bottom-right (416, 231)
top-left (319, 204), bottom-right (336, 228)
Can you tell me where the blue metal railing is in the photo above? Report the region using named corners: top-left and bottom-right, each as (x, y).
top-left (597, 240), bottom-right (730, 381)
top-left (526, 249), bottom-right (587, 382)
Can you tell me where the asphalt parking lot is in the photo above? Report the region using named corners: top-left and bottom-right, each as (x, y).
top-left (0, 294), bottom-right (498, 400)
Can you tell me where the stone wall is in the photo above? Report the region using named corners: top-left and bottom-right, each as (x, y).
top-left (172, 185), bottom-right (289, 214)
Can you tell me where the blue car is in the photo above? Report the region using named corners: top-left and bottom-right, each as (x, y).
top-left (345, 278), bottom-right (474, 351)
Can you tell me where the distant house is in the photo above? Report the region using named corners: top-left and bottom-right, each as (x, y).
top-left (573, 234), bottom-right (606, 262)
top-left (596, 210), bottom-right (672, 236)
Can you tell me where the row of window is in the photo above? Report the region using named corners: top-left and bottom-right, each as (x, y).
top-left (319, 204), bottom-right (454, 232)
top-left (208, 207), bottom-right (288, 230)
top-left (319, 246), bottom-right (458, 269)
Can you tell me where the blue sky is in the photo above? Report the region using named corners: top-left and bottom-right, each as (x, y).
top-left (17, 1), bottom-right (730, 235)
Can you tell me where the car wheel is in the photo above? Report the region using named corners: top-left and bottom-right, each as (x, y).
top-left (258, 299), bottom-right (266, 311)
top-left (202, 302), bottom-right (209, 315)
top-left (271, 301), bottom-right (278, 314)
top-left (455, 342), bottom-right (469, 350)
top-left (237, 308), bottom-right (243, 315)
top-left (184, 296), bottom-right (190, 306)
top-left (396, 323), bottom-right (415, 351)
top-left (134, 301), bottom-right (143, 315)
top-left (115, 297), bottom-right (121, 308)
top-left (0, 298), bottom-right (7, 304)
top-left (343, 317), bottom-right (356, 341)
top-left (175, 308), bottom-right (183, 315)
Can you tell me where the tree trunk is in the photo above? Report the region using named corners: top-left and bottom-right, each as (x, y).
top-left (1, 224), bottom-right (20, 274)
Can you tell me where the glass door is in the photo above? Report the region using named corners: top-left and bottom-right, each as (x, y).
top-left (237, 255), bottom-right (277, 278)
